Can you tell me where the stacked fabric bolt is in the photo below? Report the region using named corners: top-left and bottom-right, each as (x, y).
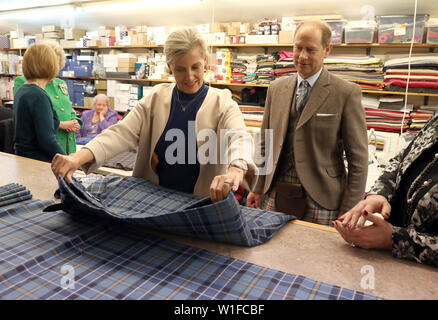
top-left (364, 108), bottom-right (411, 132)
top-left (236, 54), bottom-right (258, 84)
top-left (239, 105), bottom-right (264, 130)
top-left (378, 95), bottom-right (406, 110)
top-left (256, 54), bottom-right (277, 85)
top-left (0, 183), bottom-right (32, 207)
top-left (383, 54), bottom-right (438, 94)
top-left (324, 56), bottom-right (384, 89)
top-left (274, 51), bottom-right (296, 78)
top-left (230, 58), bottom-right (247, 84)
top-left (409, 107), bottom-right (437, 132)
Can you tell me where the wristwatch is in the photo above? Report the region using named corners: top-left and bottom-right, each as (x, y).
top-left (229, 159), bottom-right (248, 171)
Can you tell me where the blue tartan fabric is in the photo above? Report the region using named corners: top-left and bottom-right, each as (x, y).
top-left (0, 183), bottom-right (32, 207)
top-left (52, 174), bottom-right (295, 247)
top-left (0, 197), bottom-right (383, 300)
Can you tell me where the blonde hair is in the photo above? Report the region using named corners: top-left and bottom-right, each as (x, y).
top-left (92, 94), bottom-right (109, 108)
top-left (22, 43), bottom-right (58, 81)
top-left (295, 20), bottom-right (332, 48)
top-left (164, 28), bottom-right (208, 65)
top-left (44, 41), bottom-right (66, 70)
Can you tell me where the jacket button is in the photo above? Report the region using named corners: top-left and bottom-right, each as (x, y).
top-left (60, 108), bottom-right (65, 112)
top-left (69, 137), bottom-right (72, 141)
top-left (55, 96), bottom-right (59, 99)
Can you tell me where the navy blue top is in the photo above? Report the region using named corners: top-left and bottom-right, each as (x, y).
top-left (154, 83), bottom-right (209, 193)
top-left (13, 84), bottom-right (65, 162)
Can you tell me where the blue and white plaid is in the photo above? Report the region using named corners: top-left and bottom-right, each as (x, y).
top-left (52, 175), bottom-right (294, 247)
top-left (0, 183), bottom-right (32, 207)
top-left (0, 196), bottom-right (382, 300)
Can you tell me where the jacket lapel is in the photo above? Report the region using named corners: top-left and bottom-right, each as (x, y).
top-left (296, 68), bottom-right (330, 130)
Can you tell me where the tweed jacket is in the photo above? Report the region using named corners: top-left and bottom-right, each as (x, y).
top-left (253, 68), bottom-right (369, 213)
top-left (369, 112), bottom-right (438, 267)
top-left (83, 83), bottom-right (256, 197)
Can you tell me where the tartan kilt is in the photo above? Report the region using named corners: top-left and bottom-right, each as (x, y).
top-left (261, 163), bottom-right (339, 226)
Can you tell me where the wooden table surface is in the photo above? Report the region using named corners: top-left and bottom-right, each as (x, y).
top-left (1, 152), bottom-right (437, 300)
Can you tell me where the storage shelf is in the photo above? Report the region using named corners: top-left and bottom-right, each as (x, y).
top-left (2, 43), bottom-right (437, 51)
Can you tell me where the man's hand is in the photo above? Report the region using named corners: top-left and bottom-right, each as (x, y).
top-left (246, 192), bottom-right (261, 208)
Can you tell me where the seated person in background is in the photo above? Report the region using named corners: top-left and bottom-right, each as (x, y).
top-left (13, 43), bottom-right (65, 162)
top-left (333, 112), bottom-right (438, 268)
top-left (76, 94), bottom-right (118, 142)
top-left (14, 42), bottom-right (81, 155)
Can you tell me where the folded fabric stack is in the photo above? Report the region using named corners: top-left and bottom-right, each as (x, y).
top-left (409, 107), bottom-right (437, 132)
top-left (236, 54), bottom-right (258, 84)
top-left (0, 183), bottom-right (32, 207)
top-left (365, 108), bottom-right (411, 132)
top-left (361, 93), bottom-right (380, 109)
top-left (239, 105), bottom-right (264, 133)
top-left (274, 50), bottom-right (296, 78)
top-left (256, 54), bottom-right (277, 85)
top-left (230, 58), bottom-right (247, 84)
top-left (378, 95), bottom-right (406, 110)
top-left (383, 54), bottom-right (438, 94)
top-left (324, 56), bottom-right (384, 89)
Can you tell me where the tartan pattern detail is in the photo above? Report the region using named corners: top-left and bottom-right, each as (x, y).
top-left (0, 183), bottom-right (32, 207)
top-left (262, 153), bottom-right (339, 226)
top-left (54, 175), bottom-right (294, 247)
top-left (0, 197), bottom-right (382, 300)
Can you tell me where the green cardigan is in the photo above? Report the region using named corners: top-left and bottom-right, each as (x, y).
top-left (14, 76), bottom-right (82, 154)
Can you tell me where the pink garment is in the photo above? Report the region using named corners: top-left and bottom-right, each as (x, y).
top-left (279, 50), bottom-right (294, 60)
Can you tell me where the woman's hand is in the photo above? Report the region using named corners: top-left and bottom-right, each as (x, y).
top-left (60, 120), bottom-right (80, 133)
top-left (332, 212), bottom-right (393, 250)
top-left (337, 195), bottom-right (391, 229)
top-left (246, 192), bottom-right (261, 208)
top-left (210, 166), bottom-right (244, 203)
top-left (51, 148), bottom-right (95, 183)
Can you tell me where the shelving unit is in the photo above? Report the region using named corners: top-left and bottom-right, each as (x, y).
top-left (2, 42), bottom-right (438, 109)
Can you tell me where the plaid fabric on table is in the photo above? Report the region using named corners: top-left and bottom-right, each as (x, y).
top-left (0, 198), bottom-right (382, 300)
top-left (0, 183), bottom-right (32, 207)
top-left (50, 174), bottom-right (294, 247)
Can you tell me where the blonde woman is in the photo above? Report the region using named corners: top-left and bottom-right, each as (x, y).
top-left (13, 43), bottom-right (65, 162)
top-left (14, 42), bottom-right (82, 154)
top-left (52, 28), bottom-right (255, 203)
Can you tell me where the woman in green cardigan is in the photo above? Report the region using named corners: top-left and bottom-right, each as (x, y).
top-left (14, 42), bottom-right (82, 154)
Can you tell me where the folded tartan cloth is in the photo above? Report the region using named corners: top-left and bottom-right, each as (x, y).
top-left (47, 174), bottom-right (294, 246)
top-left (0, 183), bottom-right (32, 207)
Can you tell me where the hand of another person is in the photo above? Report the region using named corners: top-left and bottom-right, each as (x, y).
top-left (51, 153), bottom-right (81, 183)
top-left (246, 192), bottom-right (261, 208)
top-left (337, 195), bottom-right (391, 229)
top-left (332, 212), bottom-right (393, 249)
top-left (70, 119), bottom-right (80, 133)
top-left (60, 120), bottom-right (75, 132)
top-left (210, 166), bottom-right (244, 203)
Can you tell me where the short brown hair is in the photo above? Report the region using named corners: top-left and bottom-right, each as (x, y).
top-left (295, 20), bottom-right (332, 48)
top-left (22, 43), bottom-right (59, 81)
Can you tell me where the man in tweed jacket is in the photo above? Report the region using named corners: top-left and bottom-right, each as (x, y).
top-left (334, 112), bottom-right (438, 268)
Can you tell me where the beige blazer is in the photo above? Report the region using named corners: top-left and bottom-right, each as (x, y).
top-left (253, 68), bottom-right (368, 213)
top-left (83, 83), bottom-right (256, 197)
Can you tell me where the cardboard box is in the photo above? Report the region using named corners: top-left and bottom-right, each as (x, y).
top-left (97, 89), bottom-right (108, 95)
top-left (118, 61), bottom-right (137, 67)
top-left (86, 39), bottom-right (102, 47)
top-left (210, 23), bottom-right (225, 33)
top-left (94, 79), bottom-right (107, 90)
top-left (117, 67), bottom-right (136, 72)
top-left (227, 26), bottom-right (240, 36)
top-left (118, 58), bottom-right (137, 64)
top-left (65, 28), bottom-right (86, 40)
top-left (279, 30), bottom-right (293, 43)
top-left (42, 25), bottom-right (61, 32)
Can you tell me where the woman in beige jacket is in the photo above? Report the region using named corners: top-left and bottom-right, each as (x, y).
top-left (52, 28), bottom-right (255, 203)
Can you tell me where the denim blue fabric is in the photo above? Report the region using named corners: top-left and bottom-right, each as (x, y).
top-left (53, 174), bottom-right (295, 247)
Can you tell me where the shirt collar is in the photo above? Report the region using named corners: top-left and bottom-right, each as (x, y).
top-left (297, 68), bottom-right (323, 88)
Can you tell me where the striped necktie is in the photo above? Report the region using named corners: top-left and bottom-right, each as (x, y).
top-left (296, 80), bottom-right (311, 114)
